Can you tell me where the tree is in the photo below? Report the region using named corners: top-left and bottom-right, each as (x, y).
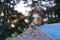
top-left (55, 0), bottom-right (60, 22)
top-left (0, 0), bottom-right (25, 40)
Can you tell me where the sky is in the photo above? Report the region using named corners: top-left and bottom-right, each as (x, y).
top-left (14, 0), bottom-right (56, 16)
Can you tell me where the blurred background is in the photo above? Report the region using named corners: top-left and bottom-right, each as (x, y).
top-left (0, 0), bottom-right (60, 40)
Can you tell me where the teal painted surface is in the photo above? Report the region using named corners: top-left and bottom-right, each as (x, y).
top-left (38, 23), bottom-right (60, 40)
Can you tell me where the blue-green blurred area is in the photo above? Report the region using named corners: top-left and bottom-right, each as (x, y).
top-left (0, 0), bottom-right (60, 40)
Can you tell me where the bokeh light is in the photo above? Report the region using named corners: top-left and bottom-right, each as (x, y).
top-left (11, 24), bottom-right (15, 28)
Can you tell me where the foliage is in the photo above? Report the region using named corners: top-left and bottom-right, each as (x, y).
top-left (0, 0), bottom-right (60, 40)
top-left (11, 32), bottom-right (18, 37)
top-left (0, 0), bottom-right (27, 40)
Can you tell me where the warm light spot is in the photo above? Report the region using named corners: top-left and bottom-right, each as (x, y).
top-left (7, 19), bottom-right (10, 23)
top-left (24, 19), bottom-right (29, 23)
top-left (11, 24), bottom-right (15, 28)
top-left (14, 20), bottom-right (18, 23)
top-left (0, 12), bottom-right (4, 16)
top-left (43, 18), bottom-right (48, 22)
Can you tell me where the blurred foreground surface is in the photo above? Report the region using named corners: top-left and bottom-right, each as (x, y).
top-left (6, 23), bottom-right (60, 40)
top-left (6, 27), bottom-right (37, 40)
